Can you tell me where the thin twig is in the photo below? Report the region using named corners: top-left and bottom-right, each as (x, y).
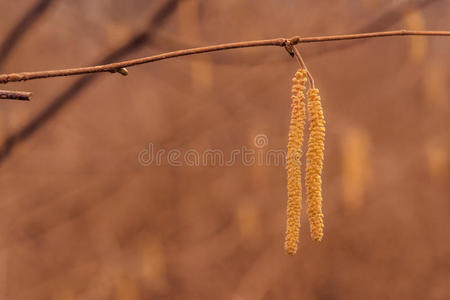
top-left (306, 0), bottom-right (442, 59)
top-left (0, 90), bottom-right (32, 101)
top-left (0, 30), bottom-right (448, 84)
top-left (291, 46), bottom-right (315, 89)
top-left (288, 29), bottom-right (449, 44)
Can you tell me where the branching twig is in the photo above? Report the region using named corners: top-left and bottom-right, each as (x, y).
top-left (0, 30), bottom-right (448, 84)
top-left (0, 90), bottom-right (32, 101)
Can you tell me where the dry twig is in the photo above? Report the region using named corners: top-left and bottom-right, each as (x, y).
top-left (0, 90), bottom-right (32, 101)
top-left (0, 30), bottom-right (448, 84)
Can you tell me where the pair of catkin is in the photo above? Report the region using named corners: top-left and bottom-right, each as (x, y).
top-left (285, 69), bottom-right (325, 255)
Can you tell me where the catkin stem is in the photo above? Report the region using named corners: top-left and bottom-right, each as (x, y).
top-left (292, 46), bottom-right (315, 89)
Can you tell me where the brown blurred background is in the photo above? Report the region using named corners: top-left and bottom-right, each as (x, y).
top-left (0, 0), bottom-right (449, 299)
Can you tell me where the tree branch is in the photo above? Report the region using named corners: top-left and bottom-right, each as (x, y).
top-left (0, 30), bottom-right (448, 84)
top-left (0, 89), bottom-right (32, 101)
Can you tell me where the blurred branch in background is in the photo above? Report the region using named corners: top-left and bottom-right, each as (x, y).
top-left (0, 0), bottom-right (55, 69)
top-left (359, 0), bottom-right (438, 32)
top-left (151, 0), bottom-right (443, 64)
top-left (0, 0), bottom-right (180, 163)
top-left (310, 0), bottom-right (441, 57)
top-left (0, 56), bottom-right (275, 258)
top-left (0, 90), bottom-right (31, 101)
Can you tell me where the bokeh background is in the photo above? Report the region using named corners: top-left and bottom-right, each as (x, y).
top-left (0, 0), bottom-right (449, 299)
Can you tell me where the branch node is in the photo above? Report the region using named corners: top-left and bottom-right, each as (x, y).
top-left (0, 73), bottom-right (25, 84)
top-left (284, 40), bottom-right (295, 58)
top-left (289, 36), bottom-right (301, 45)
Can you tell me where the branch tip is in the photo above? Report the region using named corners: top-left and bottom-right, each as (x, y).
top-left (0, 89), bottom-right (32, 101)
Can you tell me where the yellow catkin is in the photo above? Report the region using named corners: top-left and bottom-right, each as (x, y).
top-left (305, 88), bottom-right (325, 242)
top-left (284, 69), bottom-right (307, 255)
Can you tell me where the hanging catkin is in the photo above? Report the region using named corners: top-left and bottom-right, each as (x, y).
top-left (284, 69), bottom-right (307, 255)
top-left (305, 88), bottom-right (325, 242)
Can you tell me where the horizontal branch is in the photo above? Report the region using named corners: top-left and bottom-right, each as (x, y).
top-left (0, 89), bottom-right (32, 101)
top-left (0, 30), bottom-right (448, 84)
